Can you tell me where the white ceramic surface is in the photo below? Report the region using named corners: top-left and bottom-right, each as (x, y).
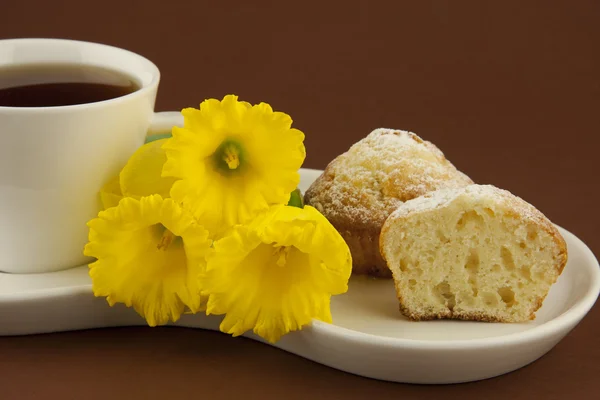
top-left (0, 168), bottom-right (598, 384)
top-left (0, 38), bottom-right (182, 274)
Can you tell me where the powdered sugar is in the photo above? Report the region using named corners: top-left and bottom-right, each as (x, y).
top-left (387, 184), bottom-right (556, 231)
top-left (305, 128), bottom-right (473, 230)
top-left (387, 186), bottom-right (467, 216)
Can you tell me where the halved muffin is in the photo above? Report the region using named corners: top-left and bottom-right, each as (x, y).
top-left (379, 184), bottom-right (568, 321)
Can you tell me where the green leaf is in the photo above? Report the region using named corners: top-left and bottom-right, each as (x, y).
top-left (145, 133), bottom-right (172, 143)
top-left (287, 188), bottom-right (304, 208)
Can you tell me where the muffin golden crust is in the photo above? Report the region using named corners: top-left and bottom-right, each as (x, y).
top-left (304, 128), bottom-right (473, 278)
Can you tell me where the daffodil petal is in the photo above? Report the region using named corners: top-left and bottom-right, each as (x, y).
top-left (202, 204), bottom-right (352, 343)
top-left (99, 174), bottom-right (123, 210)
top-left (120, 139), bottom-right (178, 199)
top-left (84, 195), bottom-right (212, 326)
top-left (162, 95), bottom-right (306, 237)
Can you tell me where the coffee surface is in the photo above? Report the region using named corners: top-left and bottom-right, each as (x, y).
top-left (0, 63), bottom-right (139, 107)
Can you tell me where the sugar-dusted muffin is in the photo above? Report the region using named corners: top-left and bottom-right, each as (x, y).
top-left (379, 184), bottom-right (568, 322)
top-left (304, 128), bottom-right (473, 278)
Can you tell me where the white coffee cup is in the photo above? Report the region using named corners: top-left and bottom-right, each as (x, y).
top-left (0, 38), bottom-right (183, 274)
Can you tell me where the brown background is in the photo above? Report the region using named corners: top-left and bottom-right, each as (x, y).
top-left (1, 0), bottom-right (599, 399)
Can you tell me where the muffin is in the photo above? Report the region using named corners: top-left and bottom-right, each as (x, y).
top-left (379, 184), bottom-right (568, 322)
top-left (304, 128), bottom-right (473, 278)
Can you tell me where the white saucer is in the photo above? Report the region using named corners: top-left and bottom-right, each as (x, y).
top-left (0, 168), bottom-right (598, 384)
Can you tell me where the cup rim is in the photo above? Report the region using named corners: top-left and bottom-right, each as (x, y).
top-left (0, 38), bottom-right (161, 113)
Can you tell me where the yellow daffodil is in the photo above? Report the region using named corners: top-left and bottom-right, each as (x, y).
top-left (120, 138), bottom-right (177, 199)
top-left (84, 195), bottom-right (212, 326)
top-left (98, 138), bottom-right (176, 210)
top-left (162, 95), bottom-right (306, 236)
top-left (202, 205), bottom-right (352, 343)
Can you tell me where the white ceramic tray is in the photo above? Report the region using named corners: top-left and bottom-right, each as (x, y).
top-left (1, 168), bottom-right (598, 384)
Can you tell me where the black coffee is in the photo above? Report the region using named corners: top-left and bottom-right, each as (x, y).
top-left (0, 63), bottom-right (140, 107)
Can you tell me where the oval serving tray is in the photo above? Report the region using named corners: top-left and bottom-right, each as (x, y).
top-left (0, 168), bottom-right (598, 384)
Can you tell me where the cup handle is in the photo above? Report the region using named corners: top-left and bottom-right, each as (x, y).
top-left (146, 111), bottom-right (183, 141)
